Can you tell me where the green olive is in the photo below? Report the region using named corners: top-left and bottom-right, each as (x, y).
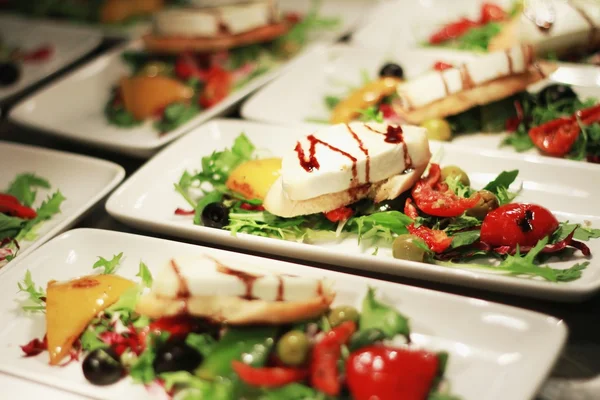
top-left (328, 305), bottom-right (359, 328)
top-left (441, 165), bottom-right (470, 186)
top-left (421, 118), bottom-right (452, 141)
top-left (276, 330), bottom-right (309, 366)
top-left (466, 190), bottom-right (499, 219)
top-left (392, 234), bottom-right (426, 262)
top-left (139, 61), bottom-right (171, 77)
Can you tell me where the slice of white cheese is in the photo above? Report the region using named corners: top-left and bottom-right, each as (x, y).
top-left (154, 1), bottom-right (276, 38)
top-left (151, 256), bottom-right (328, 302)
top-left (517, 0), bottom-right (600, 55)
top-left (279, 122), bottom-right (430, 202)
top-left (397, 44), bottom-right (532, 109)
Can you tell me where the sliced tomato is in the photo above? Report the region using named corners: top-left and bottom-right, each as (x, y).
top-left (433, 61), bottom-right (454, 71)
top-left (411, 164), bottom-right (480, 218)
top-left (408, 224), bottom-right (453, 253)
top-left (199, 66), bottom-right (232, 108)
top-left (480, 3), bottom-right (507, 24)
top-left (429, 17), bottom-right (479, 44)
top-left (576, 103), bottom-right (600, 125)
top-left (232, 361), bottom-right (307, 387)
top-left (324, 206), bottom-right (354, 222)
top-left (310, 321), bottom-right (356, 396)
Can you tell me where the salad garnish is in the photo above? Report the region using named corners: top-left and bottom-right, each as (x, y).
top-left (18, 254), bottom-right (460, 399)
top-left (173, 127), bottom-right (599, 282)
top-left (1, 173), bottom-right (65, 262)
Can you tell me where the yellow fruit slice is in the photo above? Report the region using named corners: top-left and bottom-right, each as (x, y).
top-left (226, 158), bottom-right (282, 200)
top-left (46, 274), bottom-right (135, 365)
top-left (119, 75), bottom-right (194, 121)
top-left (100, 0), bottom-right (135, 24)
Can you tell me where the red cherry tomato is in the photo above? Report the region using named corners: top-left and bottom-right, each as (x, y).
top-left (232, 361), bottom-right (308, 387)
top-left (346, 346), bottom-right (440, 400)
top-left (310, 321), bottom-right (356, 396)
top-left (411, 164), bottom-right (481, 218)
top-left (480, 3), bottom-right (507, 24)
top-left (528, 117), bottom-right (580, 157)
top-left (199, 66), bottom-right (232, 108)
top-left (324, 206), bottom-right (353, 222)
top-left (480, 203), bottom-right (559, 248)
top-left (429, 17), bottom-right (479, 44)
top-left (433, 61), bottom-right (454, 71)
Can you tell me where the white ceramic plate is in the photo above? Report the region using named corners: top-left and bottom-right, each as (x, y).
top-left (7, 1), bottom-right (370, 158)
top-left (106, 118), bottom-right (600, 301)
top-left (0, 14), bottom-right (102, 102)
top-left (0, 141), bottom-right (125, 266)
top-left (0, 228), bottom-right (566, 400)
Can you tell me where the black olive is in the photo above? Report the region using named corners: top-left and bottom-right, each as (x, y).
top-left (0, 62), bottom-right (20, 87)
top-left (153, 339), bottom-right (203, 374)
top-left (379, 63), bottom-right (404, 79)
top-left (82, 348), bottom-right (124, 386)
top-left (201, 202), bottom-right (229, 229)
top-left (537, 84), bottom-right (577, 105)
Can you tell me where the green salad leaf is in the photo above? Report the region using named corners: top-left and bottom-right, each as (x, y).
top-left (15, 190), bottom-right (66, 242)
top-left (17, 270), bottom-right (46, 313)
top-left (154, 102), bottom-right (200, 133)
top-left (93, 252), bottom-right (124, 274)
top-left (360, 287), bottom-right (410, 339)
top-left (136, 261), bottom-right (153, 287)
top-left (483, 170), bottom-right (518, 193)
top-left (6, 173), bottom-right (50, 207)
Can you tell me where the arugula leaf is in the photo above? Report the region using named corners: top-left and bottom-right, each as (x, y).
top-left (346, 211), bottom-right (412, 242)
top-left (0, 213), bottom-right (25, 241)
top-left (360, 287), bottom-right (410, 339)
top-left (274, 0), bottom-right (340, 50)
top-left (186, 333), bottom-right (217, 358)
top-left (154, 102), bottom-right (199, 133)
top-left (93, 252), bottom-right (124, 274)
top-left (130, 332), bottom-right (170, 383)
top-left (15, 191), bottom-right (66, 241)
top-left (357, 106), bottom-right (384, 123)
top-left (6, 173), bottom-right (50, 207)
top-left (483, 170), bottom-right (519, 193)
top-left (17, 270), bottom-right (46, 312)
top-left (496, 185), bottom-right (517, 205)
top-left (161, 371), bottom-right (235, 400)
top-left (555, 223), bottom-right (600, 242)
top-left (436, 237), bottom-right (589, 282)
top-left (444, 175), bottom-right (474, 198)
top-left (324, 95), bottom-right (340, 110)
top-left (450, 230), bottom-right (480, 248)
top-left (80, 325), bottom-right (109, 352)
top-left (136, 261), bottom-right (153, 287)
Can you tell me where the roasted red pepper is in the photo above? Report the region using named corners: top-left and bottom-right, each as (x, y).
top-left (479, 3), bottom-right (507, 24)
top-left (324, 206), bottom-right (354, 222)
top-left (199, 66), bottom-right (232, 108)
top-left (137, 315), bottom-right (198, 350)
top-left (528, 104), bottom-right (600, 156)
top-left (411, 164), bottom-right (480, 218)
top-left (0, 193), bottom-right (37, 219)
top-left (429, 17), bottom-right (479, 44)
top-left (310, 321), bottom-right (356, 396)
top-left (480, 203), bottom-right (559, 248)
top-left (432, 61), bottom-right (454, 71)
top-left (232, 361), bottom-right (308, 387)
top-left (404, 198), bottom-right (453, 253)
top-left (346, 346), bottom-right (440, 400)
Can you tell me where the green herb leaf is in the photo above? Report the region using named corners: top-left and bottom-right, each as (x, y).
top-left (81, 325), bottom-right (109, 352)
top-left (93, 252), bottom-right (124, 274)
top-left (186, 333), bottom-right (217, 358)
top-left (357, 105), bottom-right (384, 123)
top-left (483, 170), bottom-right (519, 193)
top-left (450, 230), bottom-right (480, 248)
top-left (194, 191), bottom-right (224, 225)
top-left (0, 213), bottom-right (25, 241)
top-left (136, 261), bottom-right (153, 287)
top-left (154, 102), bottom-right (199, 133)
top-left (6, 173), bottom-right (50, 207)
top-left (17, 270), bottom-right (46, 313)
top-left (555, 223), bottom-right (600, 242)
top-left (346, 211), bottom-right (412, 243)
top-left (360, 287), bottom-right (410, 339)
top-left (324, 95), bottom-right (340, 110)
top-left (130, 332), bottom-right (170, 383)
top-left (15, 190), bottom-right (66, 242)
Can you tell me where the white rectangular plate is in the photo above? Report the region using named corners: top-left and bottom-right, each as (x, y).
top-left (0, 141), bottom-right (125, 266)
top-left (0, 15), bottom-right (102, 102)
top-left (0, 228), bottom-right (566, 400)
top-left (106, 118), bottom-right (600, 301)
top-left (241, 44), bottom-right (600, 160)
top-left (7, 1), bottom-right (370, 158)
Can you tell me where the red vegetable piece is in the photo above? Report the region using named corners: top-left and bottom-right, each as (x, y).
top-left (137, 315), bottom-right (197, 350)
top-left (346, 346), bottom-right (440, 400)
top-left (480, 3), bottom-right (507, 24)
top-left (232, 361), bottom-right (308, 387)
top-left (528, 117), bottom-right (579, 157)
top-left (411, 164), bottom-right (480, 218)
top-left (0, 193), bottom-right (37, 219)
top-left (310, 321), bottom-right (356, 396)
top-left (433, 61), bottom-right (454, 71)
top-left (428, 17), bottom-right (479, 44)
top-left (21, 44), bottom-right (54, 62)
top-left (324, 206), bottom-right (354, 222)
top-left (21, 335), bottom-right (48, 357)
top-left (480, 203), bottom-right (559, 248)
top-left (199, 66), bottom-right (232, 108)
top-left (174, 208), bottom-right (195, 215)
top-left (240, 203), bottom-right (265, 211)
top-left (404, 198), bottom-right (452, 253)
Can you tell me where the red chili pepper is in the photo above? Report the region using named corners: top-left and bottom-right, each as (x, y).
top-left (346, 346), bottom-right (440, 400)
top-left (429, 17), bottom-right (479, 44)
top-left (432, 61), bottom-right (454, 71)
top-left (411, 164), bottom-right (480, 218)
top-left (310, 321), bottom-right (356, 396)
top-left (199, 66), bottom-right (232, 109)
top-left (0, 193), bottom-right (37, 219)
top-left (232, 360), bottom-right (308, 387)
top-left (240, 203), bottom-right (265, 211)
top-left (324, 206), bottom-right (354, 222)
top-left (480, 203), bottom-right (559, 248)
top-left (479, 3), bottom-right (507, 24)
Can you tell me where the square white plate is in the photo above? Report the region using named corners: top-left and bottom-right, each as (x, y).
top-left (0, 14), bottom-right (102, 102)
top-left (7, 1), bottom-right (371, 158)
top-left (0, 228), bottom-right (566, 400)
top-left (0, 141), bottom-right (125, 266)
top-left (106, 118), bottom-right (600, 301)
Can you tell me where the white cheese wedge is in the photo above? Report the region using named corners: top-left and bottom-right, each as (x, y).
top-left (517, 0), bottom-right (600, 55)
top-left (154, 1), bottom-right (277, 38)
top-left (278, 122), bottom-right (430, 201)
top-left (151, 256), bottom-right (328, 302)
top-left (397, 44), bottom-right (532, 110)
